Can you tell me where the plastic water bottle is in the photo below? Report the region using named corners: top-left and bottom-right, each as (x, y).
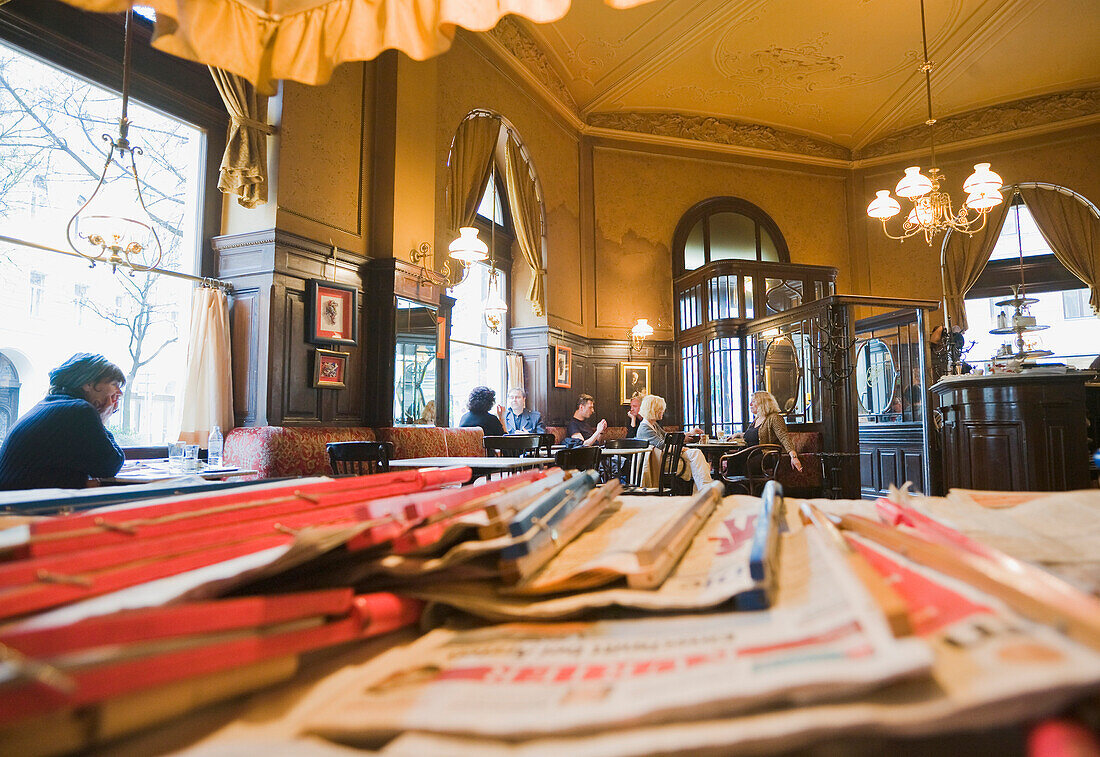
top-left (207, 425), bottom-right (223, 468)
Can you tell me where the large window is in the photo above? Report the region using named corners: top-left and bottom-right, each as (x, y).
top-left (448, 174), bottom-right (511, 422)
top-left (963, 200), bottom-right (1099, 368)
top-left (0, 38), bottom-right (206, 444)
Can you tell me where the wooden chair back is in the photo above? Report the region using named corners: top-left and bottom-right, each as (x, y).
top-left (657, 432), bottom-right (687, 495)
top-left (326, 441), bottom-right (393, 476)
top-left (554, 445), bottom-right (600, 472)
top-left (604, 438), bottom-right (648, 488)
top-left (484, 434), bottom-right (543, 458)
top-left (718, 444), bottom-right (782, 496)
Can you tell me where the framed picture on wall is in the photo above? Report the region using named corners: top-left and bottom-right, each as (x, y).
top-left (307, 279), bottom-right (359, 346)
top-left (620, 361), bottom-right (650, 404)
top-left (313, 348), bottom-right (349, 389)
top-left (554, 345), bottom-right (572, 388)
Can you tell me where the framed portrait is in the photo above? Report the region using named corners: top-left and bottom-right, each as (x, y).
top-left (313, 348), bottom-right (349, 389)
top-left (620, 361), bottom-right (650, 404)
top-left (307, 279), bottom-right (359, 346)
top-left (554, 345), bottom-right (572, 388)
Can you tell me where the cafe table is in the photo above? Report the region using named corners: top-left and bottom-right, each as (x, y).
top-left (388, 456), bottom-right (556, 482)
top-left (685, 440), bottom-right (746, 472)
top-left (106, 460), bottom-right (259, 485)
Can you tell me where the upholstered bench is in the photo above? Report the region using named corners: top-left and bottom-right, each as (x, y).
top-left (224, 425), bottom-right (486, 478)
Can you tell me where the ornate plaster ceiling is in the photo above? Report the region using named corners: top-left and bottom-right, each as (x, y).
top-left (485, 0), bottom-right (1100, 160)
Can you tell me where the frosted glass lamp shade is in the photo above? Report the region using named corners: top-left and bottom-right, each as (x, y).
top-left (867, 190), bottom-right (902, 219)
top-left (965, 190), bottom-right (1004, 211)
top-left (963, 163), bottom-right (1003, 195)
top-left (631, 318), bottom-right (655, 340)
top-left (895, 166), bottom-right (933, 199)
top-left (448, 227), bottom-right (489, 264)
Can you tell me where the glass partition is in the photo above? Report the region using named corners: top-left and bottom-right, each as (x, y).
top-left (394, 296), bottom-right (438, 425)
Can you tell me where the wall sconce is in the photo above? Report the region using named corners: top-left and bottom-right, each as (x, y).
top-left (629, 318), bottom-right (654, 352)
top-left (410, 241), bottom-right (432, 265)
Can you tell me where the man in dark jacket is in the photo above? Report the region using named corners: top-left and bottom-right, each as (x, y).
top-left (0, 353), bottom-right (126, 490)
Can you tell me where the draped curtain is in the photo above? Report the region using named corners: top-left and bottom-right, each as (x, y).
top-left (1019, 186), bottom-right (1100, 315)
top-left (941, 201), bottom-right (1011, 332)
top-left (55, 1), bottom-right (661, 95)
top-left (178, 287), bottom-right (234, 445)
top-left (503, 134), bottom-right (546, 316)
top-left (506, 352), bottom-right (525, 391)
top-left (209, 67), bottom-right (271, 209)
top-left (446, 114), bottom-right (500, 234)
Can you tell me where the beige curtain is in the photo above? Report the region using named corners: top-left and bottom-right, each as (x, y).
top-left (210, 67), bottom-right (271, 209)
top-left (178, 287), bottom-right (234, 446)
top-left (506, 352), bottom-right (525, 391)
top-left (1019, 186), bottom-right (1100, 314)
top-left (447, 114), bottom-right (500, 233)
top-left (941, 201), bottom-right (1011, 332)
top-left (503, 134), bottom-right (546, 316)
top-left (56, 1), bottom-right (660, 94)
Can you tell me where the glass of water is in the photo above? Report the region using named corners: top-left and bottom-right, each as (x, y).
top-left (168, 441), bottom-right (186, 471)
top-left (183, 444), bottom-right (201, 472)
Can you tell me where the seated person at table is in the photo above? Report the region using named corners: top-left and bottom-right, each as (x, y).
top-left (458, 386), bottom-right (506, 437)
top-left (635, 394), bottom-right (713, 491)
top-left (625, 393), bottom-right (644, 438)
top-left (0, 353), bottom-right (125, 491)
top-left (504, 387), bottom-right (545, 434)
top-left (567, 393), bottom-right (606, 446)
top-left (732, 390), bottom-right (803, 472)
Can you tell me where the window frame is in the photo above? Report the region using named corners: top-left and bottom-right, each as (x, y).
top-left (0, 0), bottom-right (228, 276)
top-left (672, 196), bottom-right (791, 276)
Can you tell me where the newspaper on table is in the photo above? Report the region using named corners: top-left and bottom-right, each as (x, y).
top-left (302, 525), bottom-right (933, 742)
top-left (403, 493), bottom-right (768, 620)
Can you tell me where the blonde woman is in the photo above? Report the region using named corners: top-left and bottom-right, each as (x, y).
top-left (733, 391), bottom-right (803, 472)
top-left (636, 394), bottom-right (713, 491)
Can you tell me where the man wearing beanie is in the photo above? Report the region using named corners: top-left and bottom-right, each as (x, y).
top-left (0, 353), bottom-right (126, 491)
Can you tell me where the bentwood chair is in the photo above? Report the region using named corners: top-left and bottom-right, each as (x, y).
top-left (553, 445), bottom-right (600, 472)
top-left (538, 433), bottom-right (556, 458)
top-left (718, 444), bottom-right (782, 496)
top-left (326, 441), bottom-right (393, 476)
top-left (621, 432), bottom-right (690, 496)
top-left (603, 438), bottom-right (649, 488)
top-left (484, 435), bottom-right (544, 458)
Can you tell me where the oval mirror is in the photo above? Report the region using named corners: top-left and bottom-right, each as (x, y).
top-left (763, 334), bottom-right (800, 414)
top-left (855, 338), bottom-right (898, 417)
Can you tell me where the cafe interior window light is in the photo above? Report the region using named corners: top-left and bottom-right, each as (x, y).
top-left (0, 38), bottom-right (205, 445)
top-left (962, 200), bottom-right (1100, 368)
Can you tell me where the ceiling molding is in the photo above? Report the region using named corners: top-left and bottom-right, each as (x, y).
top-left (586, 111), bottom-right (851, 163)
top-left (855, 88), bottom-right (1100, 161)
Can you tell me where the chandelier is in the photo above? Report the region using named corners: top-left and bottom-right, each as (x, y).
top-left (67, 9), bottom-right (164, 272)
top-left (866, 0), bottom-right (1003, 245)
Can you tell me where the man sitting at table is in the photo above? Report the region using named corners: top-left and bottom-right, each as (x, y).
top-left (625, 393), bottom-right (644, 438)
top-left (567, 393), bottom-right (606, 446)
top-left (0, 353), bottom-right (125, 490)
top-left (504, 387), bottom-right (545, 435)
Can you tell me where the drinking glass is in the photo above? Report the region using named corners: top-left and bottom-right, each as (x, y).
top-left (183, 444), bottom-right (201, 472)
top-left (168, 441), bottom-right (185, 471)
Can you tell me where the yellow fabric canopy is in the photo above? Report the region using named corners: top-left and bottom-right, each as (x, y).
top-left (56, 0), bottom-right (657, 95)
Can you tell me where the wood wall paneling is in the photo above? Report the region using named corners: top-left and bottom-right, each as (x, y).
top-left (229, 287), bottom-right (261, 426)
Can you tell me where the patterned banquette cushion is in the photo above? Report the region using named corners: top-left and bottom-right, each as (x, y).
top-left (443, 427), bottom-right (485, 457)
top-left (775, 431), bottom-right (823, 494)
top-left (223, 426), bottom-right (376, 478)
top-left (373, 426), bottom-right (448, 460)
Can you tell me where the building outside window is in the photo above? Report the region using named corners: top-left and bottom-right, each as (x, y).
top-left (963, 200), bottom-right (1099, 368)
top-left (0, 38), bottom-right (205, 445)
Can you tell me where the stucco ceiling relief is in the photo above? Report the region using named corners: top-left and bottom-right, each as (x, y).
top-left (563, 34), bottom-right (628, 85)
top-left (715, 32), bottom-right (843, 94)
top-left (487, 18), bottom-right (578, 111)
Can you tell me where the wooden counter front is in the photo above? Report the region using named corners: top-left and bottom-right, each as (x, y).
top-left (931, 372), bottom-right (1094, 492)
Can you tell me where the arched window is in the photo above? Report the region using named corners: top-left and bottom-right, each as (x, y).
top-left (672, 197), bottom-right (790, 276)
top-left (962, 189), bottom-right (1100, 368)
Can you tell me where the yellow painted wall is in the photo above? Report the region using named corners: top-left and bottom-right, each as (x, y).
top-left (588, 144), bottom-right (851, 340)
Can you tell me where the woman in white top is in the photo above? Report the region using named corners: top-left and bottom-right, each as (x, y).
top-left (635, 394), bottom-right (713, 492)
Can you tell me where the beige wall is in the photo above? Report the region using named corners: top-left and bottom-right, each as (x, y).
top-left (587, 143), bottom-right (851, 340)
top-left (852, 123), bottom-right (1100, 321)
top-left (434, 35), bottom-right (579, 331)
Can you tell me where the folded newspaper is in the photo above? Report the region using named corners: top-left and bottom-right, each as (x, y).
top-left (303, 526), bottom-right (933, 742)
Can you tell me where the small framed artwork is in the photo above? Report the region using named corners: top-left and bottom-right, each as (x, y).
top-left (313, 348), bottom-right (349, 389)
top-left (620, 361), bottom-right (650, 404)
top-left (554, 345), bottom-right (572, 388)
top-left (307, 279), bottom-right (359, 346)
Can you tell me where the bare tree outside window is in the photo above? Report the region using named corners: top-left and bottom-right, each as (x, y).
top-left (0, 40), bottom-right (203, 444)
